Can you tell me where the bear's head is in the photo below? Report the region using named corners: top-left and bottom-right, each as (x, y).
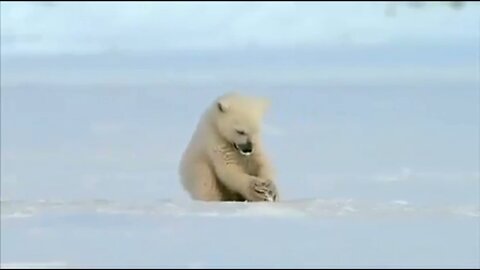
top-left (213, 92), bottom-right (270, 156)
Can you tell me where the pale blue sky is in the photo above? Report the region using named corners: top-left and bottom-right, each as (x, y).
top-left (1, 2), bottom-right (479, 54)
top-left (1, 2), bottom-right (479, 204)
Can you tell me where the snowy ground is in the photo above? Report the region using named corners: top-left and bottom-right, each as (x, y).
top-left (1, 2), bottom-right (480, 269)
top-left (1, 199), bottom-right (479, 268)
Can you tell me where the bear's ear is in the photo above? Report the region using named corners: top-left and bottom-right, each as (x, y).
top-left (217, 101), bottom-right (228, 113)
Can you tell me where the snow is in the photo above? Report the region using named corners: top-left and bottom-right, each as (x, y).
top-left (1, 199), bottom-right (479, 268)
top-left (1, 2), bottom-right (479, 268)
top-left (0, 262), bottom-right (68, 269)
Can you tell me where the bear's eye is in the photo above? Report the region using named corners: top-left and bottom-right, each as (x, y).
top-left (236, 129), bottom-right (246, 135)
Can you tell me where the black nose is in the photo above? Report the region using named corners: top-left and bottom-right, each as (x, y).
top-left (238, 141), bottom-right (253, 153)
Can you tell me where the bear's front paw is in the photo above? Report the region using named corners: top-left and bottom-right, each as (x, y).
top-left (248, 178), bottom-right (278, 202)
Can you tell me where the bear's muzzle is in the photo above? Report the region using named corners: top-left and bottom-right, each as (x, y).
top-left (234, 140), bottom-right (253, 156)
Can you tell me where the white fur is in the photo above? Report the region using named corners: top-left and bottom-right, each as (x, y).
top-left (178, 92), bottom-right (278, 202)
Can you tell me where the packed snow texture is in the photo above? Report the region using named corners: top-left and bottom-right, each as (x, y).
top-left (1, 2), bottom-right (479, 268)
top-left (2, 199), bottom-right (479, 268)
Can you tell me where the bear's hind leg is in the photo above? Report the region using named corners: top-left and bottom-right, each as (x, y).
top-left (184, 162), bottom-right (226, 201)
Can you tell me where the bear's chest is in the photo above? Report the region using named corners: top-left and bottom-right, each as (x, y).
top-left (217, 144), bottom-right (260, 176)
top-left (237, 155), bottom-right (259, 176)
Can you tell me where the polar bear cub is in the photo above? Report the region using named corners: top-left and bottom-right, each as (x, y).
top-left (179, 92), bottom-right (279, 202)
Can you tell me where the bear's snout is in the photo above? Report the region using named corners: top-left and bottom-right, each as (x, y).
top-left (235, 140), bottom-right (253, 156)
